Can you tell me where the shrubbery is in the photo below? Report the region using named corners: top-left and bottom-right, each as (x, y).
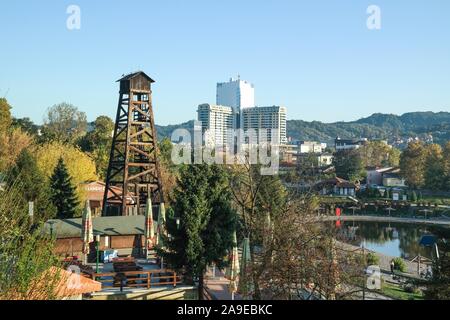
top-left (393, 257), bottom-right (407, 273)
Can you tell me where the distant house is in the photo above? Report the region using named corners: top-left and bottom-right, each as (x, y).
top-left (297, 153), bottom-right (334, 168)
top-left (335, 138), bottom-right (368, 151)
top-left (366, 167), bottom-right (394, 186)
top-left (44, 215), bottom-right (154, 260)
top-left (315, 177), bottom-right (359, 196)
top-left (81, 181), bottom-right (136, 216)
top-left (298, 141), bottom-right (327, 154)
top-left (382, 168), bottom-right (406, 187)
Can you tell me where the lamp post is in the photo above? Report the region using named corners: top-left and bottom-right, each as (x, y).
top-left (95, 234), bottom-right (101, 274)
top-left (48, 221), bottom-right (56, 239)
top-left (176, 218), bottom-right (180, 230)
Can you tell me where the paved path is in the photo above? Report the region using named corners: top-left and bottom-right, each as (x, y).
top-left (337, 242), bottom-right (429, 277)
top-left (324, 215), bottom-right (450, 226)
top-left (204, 268), bottom-right (242, 300)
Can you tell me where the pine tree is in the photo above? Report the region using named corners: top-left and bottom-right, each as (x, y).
top-left (50, 157), bottom-right (79, 219)
top-left (158, 164), bottom-right (237, 299)
top-left (8, 149), bottom-right (56, 220)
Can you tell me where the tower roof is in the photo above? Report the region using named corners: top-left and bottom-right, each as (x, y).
top-left (117, 71), bottom-right (155, 83)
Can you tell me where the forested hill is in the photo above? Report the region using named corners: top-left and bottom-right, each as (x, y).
top-left (155, 112), bottom-right (450, 145)
top-left (287, 112), bottom-right (450, 145)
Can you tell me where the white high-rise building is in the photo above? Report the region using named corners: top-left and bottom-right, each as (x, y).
top-left (197, 104), bottom-right (234, 147)
top-left (216, 77), bottom-right (255, 129)
top-left (199, 78), bottom-right (287, 147)
top-left (242, 106), bottom-right (287, 145)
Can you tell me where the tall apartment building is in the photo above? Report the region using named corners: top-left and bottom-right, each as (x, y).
top-left (197, 103), bottom-right (234, 146)
top-left (216, 77), bottom-right (255, 129)
top-left (242, 106), bottom-right (287, 145)
top-left (198, 78), bottom-right (287, 147)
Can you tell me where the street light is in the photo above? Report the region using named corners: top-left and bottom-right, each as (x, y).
top-left (176, 218), bottom-right (180, 230)
top-left (48, 221), bottom-right (57, 238)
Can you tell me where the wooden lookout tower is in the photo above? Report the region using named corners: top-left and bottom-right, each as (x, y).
top-left (102, 71), bottom-right (164, 216)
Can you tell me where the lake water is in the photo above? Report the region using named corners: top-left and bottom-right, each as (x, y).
top-left (334, 221), bottom-right (450, 260)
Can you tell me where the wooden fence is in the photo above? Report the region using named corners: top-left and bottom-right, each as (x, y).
top-left (91, 269), bottom-right (182, 289)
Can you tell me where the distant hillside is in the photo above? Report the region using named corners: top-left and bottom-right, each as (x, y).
top-left (287, 112), bottom-right (450, 145)
top-left (155, 112), bottom-right (450, 145)
top-left (156, 120), bottom-right (195, 141)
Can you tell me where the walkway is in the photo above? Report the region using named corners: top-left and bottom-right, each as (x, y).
top-left (337, 241), bottom-right (429, 277)
top-left (324, 215), bottom-right (450, 226)
top-left (204, 268), bottom-right (242, 300)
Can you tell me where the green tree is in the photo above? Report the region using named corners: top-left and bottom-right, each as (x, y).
top-left (41, 103), bottom-right (87, 144)
top-left (0, 98), bottom-right (12, 136)
top-left (443, 142), bottom-right (450, 190)
top-left (358, 141), bottom-right (393, 168)
top-left (424, 144), bottom-right (445, 190)
top-left (387, 147), bottom-right (401, 167)
top-left (400, 141), bottom-right (427, 189)
top-left (0, 180), bottom-right (60, 300)
top-left (50, 157), bottom-right (80, 219)
top-left (8, 149), bottom-right (56, 219)
top-left (333, 149), bottom-right (364, 182)
top-left (159, 164), bottom-right (237, 299)
top-left (78, 116), bottom-right (114, 179)
top-left (12, 117), bottom-right (39, 136)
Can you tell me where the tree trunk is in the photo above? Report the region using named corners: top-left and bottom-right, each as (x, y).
top-left (198, 273), bottom-right (204, 300)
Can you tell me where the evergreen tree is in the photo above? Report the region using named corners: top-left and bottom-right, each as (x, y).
top-left (50, 157), bottom-right (79, 219)
top-left (8, 149), bottom-right (56, 220)
top-left (159, 164), bottom-right (237, 299)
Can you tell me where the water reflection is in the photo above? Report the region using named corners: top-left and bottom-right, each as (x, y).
top-left (334, 221), bottom-right (450, 260)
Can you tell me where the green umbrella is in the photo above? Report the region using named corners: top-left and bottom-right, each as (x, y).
top-left (226, 231), bottom-right (240, 299)
top-left (81, 200), bottom-right (94, 256)
top-left (239, 237), bottom-right (253, 299)
top-left (144, 198), bottom-right (154, 258)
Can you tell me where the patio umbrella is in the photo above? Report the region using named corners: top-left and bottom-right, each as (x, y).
top-left (238, 237), bottom-right (253, 300)
top-left (81, 200), bottom-right (94, 259)
top-left (226, 231), bottom-right (240, 300)
top-left (144, 198), bottom-right (154, 258)
top-left (156, 202), bottom-right (167, 268)
top-left (156, 202), bottom-right (166, 246)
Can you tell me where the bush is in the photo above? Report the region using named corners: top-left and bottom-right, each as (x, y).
top-left (403, 283), bottom-right (420, 294)
top-left (366, 252), bottom-right (380, 266)
top-left (393, 257), bottom-right (407, 273)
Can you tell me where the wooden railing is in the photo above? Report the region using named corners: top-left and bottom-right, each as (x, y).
top-left (202, 286), bottom-right (216, 300)
top-left (92, 269), bottom-right (182, 289)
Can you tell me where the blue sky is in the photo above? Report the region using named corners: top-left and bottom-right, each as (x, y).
top-left (0, 1), bottom-right (449, 125)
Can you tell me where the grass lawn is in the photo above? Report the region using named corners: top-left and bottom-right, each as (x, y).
top-left (380, 283), bottom-right (424, 300)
